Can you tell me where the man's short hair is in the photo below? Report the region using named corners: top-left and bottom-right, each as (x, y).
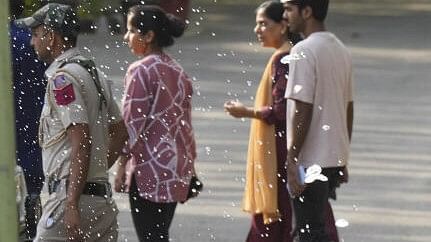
top-left (15, 3), bottom-right (80, 42)
top-left (282, 0), bottom-right (329, 22)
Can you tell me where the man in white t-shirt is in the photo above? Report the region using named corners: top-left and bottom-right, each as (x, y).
top-left (281, 0), bottom-right (354, 241)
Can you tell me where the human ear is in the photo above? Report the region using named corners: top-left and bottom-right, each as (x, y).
top-left (302, 6), bottom-right (313, 20)
top-left (144, 30), bottom-right (155, 44)
top-left (48, 31), bottom-right (56, 47)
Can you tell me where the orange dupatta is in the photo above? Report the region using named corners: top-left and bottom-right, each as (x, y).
top-left (242, 42), bottom-right (291, 224)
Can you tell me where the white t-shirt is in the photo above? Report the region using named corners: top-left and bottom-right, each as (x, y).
top-left (284, 32), bottom-right (353, 168)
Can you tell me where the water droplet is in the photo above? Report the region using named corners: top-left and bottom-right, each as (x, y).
top-left (280, 52), bottom-right (307, 64)
top-left (205, 146), bottom-right (211, 155)
top-left (293, 85), bottom-right (303, 94)
top-left (335, 218), bottom-right (349, 228)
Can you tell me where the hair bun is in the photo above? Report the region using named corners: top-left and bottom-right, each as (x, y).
top-left (166, 13), bottom-right (186, 38)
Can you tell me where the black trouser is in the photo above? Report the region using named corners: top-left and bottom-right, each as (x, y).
top-left (129, 177), bottom-right (177, 242)
top-left (24, 193), bottom-right (42, 241)
top-left (293, 167), bottom-right (343, 242)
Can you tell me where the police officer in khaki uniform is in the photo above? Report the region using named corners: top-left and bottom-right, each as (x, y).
top-left (16, 3), bottom-right (127, 241)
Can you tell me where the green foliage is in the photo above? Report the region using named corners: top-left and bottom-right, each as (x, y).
top-left (22, 0), bottom-right (116, 19)
top-left (195, 0), bottom-right (262, 4)
top-left (23, 0), bottom-right (42, 16)
top-left (76, 0), bottom-right (105, 19)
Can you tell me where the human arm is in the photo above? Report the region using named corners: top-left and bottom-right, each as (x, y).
top-left (224, 92), bottom-right (286, 121)
top-left (340, 101), bottom-right (354, 184)
top-left (223, 86), bottom-right (284, 119)
top-left (48, 69), bottom-right (91, 240)
top-left (114, 155), bottom-right (128, 192)
top-left (121, 64), bottom-right (152, 148)
top-left (107, 120), bottom-right (129, 169)
top-left (286, 99), bottom-right (313, 197)
top-left (64, 123), bottom-right (91, 241)
top-left (224, 100), bottom-right (263, 119)
top-left (224, 53), bottom-right (288, 121)
top-left (347, 101), bottom-right (354, 142)
top-left (283, 44), bottom-right (316, 197)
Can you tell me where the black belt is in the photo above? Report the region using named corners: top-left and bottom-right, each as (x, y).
top-left (83, 182), bottom-right (112, 198)
top-left (48, 179), bottom-right (112, 198)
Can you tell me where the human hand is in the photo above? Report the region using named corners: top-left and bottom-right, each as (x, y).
top-left (114, 163), bottom-right (127, 192)
top-left (64, 204), bottom-right (83, 242)
top-left (339, 166), bottom-right (349, 184)
top-left (286, 160), bottom-right (305, 198)
top-left (224, 100), bottom-right (247, 118)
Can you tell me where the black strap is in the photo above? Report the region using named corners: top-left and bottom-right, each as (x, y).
top-left (59, 58), bottom-right (107, 110)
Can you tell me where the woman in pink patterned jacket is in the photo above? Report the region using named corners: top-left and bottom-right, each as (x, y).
top-left (114, 5), bottom-right (197, 242)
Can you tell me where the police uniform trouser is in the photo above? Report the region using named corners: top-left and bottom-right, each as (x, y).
top-left (35, 182), bottom-right (118, 242)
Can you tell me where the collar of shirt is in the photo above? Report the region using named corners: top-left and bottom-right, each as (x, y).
top-left (45, 47), bottom-right (81, 79)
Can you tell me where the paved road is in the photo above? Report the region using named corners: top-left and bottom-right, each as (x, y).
top-left (76, 2), bottom-right (431, 241)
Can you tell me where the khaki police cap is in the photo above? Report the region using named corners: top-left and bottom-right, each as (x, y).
top-left (15, 3), bottom-right (79, 37)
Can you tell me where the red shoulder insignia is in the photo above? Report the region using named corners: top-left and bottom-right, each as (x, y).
top-left (53, 84), bottom-right (76, 105)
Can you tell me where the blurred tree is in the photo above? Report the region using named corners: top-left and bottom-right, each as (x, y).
top-left (22, 0), bottom-right (106, 32)
top-left (22, 0), bottom-right (104, 19)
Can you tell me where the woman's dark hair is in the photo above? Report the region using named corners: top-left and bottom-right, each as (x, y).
top-left (256, 1), bottom-right (302, 45)
top-left (128, 5), bottom-right (186, 48)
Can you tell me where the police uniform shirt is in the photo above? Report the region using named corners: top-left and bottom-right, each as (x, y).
top-left (39, 48), bottom-right (121, 182)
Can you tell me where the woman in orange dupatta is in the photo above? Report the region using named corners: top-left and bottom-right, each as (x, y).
top-left (224, 1), bottom-right (339, 242)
